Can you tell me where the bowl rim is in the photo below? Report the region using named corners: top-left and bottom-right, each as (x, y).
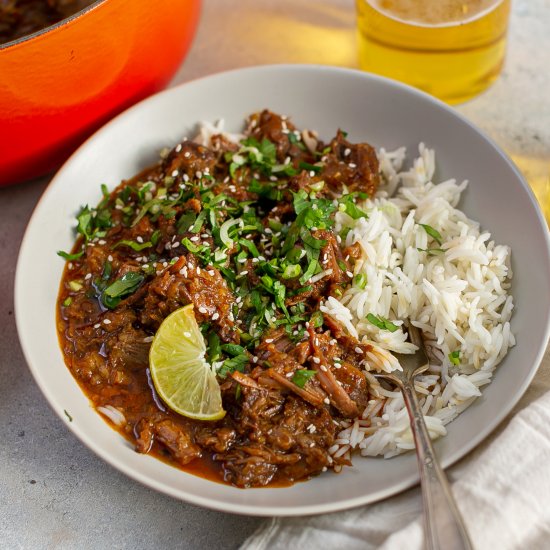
top-left (15, 64), bottom-right (550, 516)
top-left (0, 0), bottom-right (108, 51)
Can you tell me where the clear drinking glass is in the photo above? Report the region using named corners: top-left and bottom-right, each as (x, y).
top-left (356, 0), bottom-right (511, 104)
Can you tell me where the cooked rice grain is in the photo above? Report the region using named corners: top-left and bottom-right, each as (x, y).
top-left (326, 144), bottom-right (514, 459)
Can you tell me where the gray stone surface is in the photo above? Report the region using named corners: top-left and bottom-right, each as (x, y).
top-left (1, 0), bottom-right (548, 549)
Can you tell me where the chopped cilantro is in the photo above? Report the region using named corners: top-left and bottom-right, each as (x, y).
top-left (217, 354), bottom-right (249, 379)
top-left (57, 249), bottom-right (84, 261)
top-left (417, 247), bottom-right (445, 256)
top-left (366, 313), bottom-right (399, 332)
top-left (420, 224), bottom-right (443, 245)
top-left (113, 239), bottom-right (152, 251)
top-left (101, 272), bottom-right (144, 309)
top-left (291, 369), bottom-right (317, 388)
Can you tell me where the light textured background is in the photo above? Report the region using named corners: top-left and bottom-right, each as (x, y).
top-left (1, 0), bottom-right (549, 548)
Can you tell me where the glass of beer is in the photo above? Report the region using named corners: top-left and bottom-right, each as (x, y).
top-left (356, 0), bottom-right (511, 104)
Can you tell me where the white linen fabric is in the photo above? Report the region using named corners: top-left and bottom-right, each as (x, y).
top-left (242, 349), bottom-right (550, 550)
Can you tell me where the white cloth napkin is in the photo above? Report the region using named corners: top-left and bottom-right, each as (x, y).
top-left (242, 356), bottom-right (550, 550)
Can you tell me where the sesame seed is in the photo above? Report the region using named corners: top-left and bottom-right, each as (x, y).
top-left (198, 307), bottom-right (207, 314)
top-left (349, 163), bottom-right (357, 168)
top-left (84, 273), bottom-right (92, 280)
top-left (212, 312), bottom-right (219, 321)
top-left (171, 170), bottom-right (179, 177)
top-left (265, 338), bottom-right (274, 344)
top-left (346, 271), bottom-right (353, 278)
top-left (285, 372), bottom-right (293, 378)
top-left (98, 239), bottom-right (106, 245)
top-left (183, 174), bottom-right (189, 182)
top-left (208, 270), bottom-right (215, 276)
top-left (322, 467), bottom-right (327, 472)
top-left (201, 233), bottom-right (209, 239)
top-left (94, 323), bottom-right (100, 329)
top-left (309, 171), bottom-right (315, 177)
top-left (252, 356), bottom-right (258, 363)
top-left (108, 255), bottom-right (113, 262)
top-left (305, 322), bottom-right (310, 329)
top-left (196, 267), bottom-right (201, 275)
top-left (103, 319), bottom-right (111, 325)
top-left (236, 296), bottom-right (242, 304)
top-left (344, 148), bottom-right (351, 156)
top-left (336, 235), bottom-right (342, 244)
top-left (175, 144), bottom-right (182, 153)
top-left (240, 270), bottom-right (249, 276)
top-left (312, 357), bottom-right (320, 364)
top-left (136, 236), bottom-right (144, 243)
top-left (184, 151), bottom-right (191, 158)
top-left (165, 243), bottom-right (172, 250)
top-left (320, 365), bottom-right (327, 372)
top-left (162, 262), bottom-right (168, 267)
top-left (190, 236), bottom-right (199, 242)
top-left (355, 346), bottom-right (364, 354)
top-left (324, 397), bottom-right (330, 404)
top-left (184, 331), bottom-right (191, 337)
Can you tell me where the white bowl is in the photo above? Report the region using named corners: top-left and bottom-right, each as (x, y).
top-left (15, 65), bottom-right (550, 516)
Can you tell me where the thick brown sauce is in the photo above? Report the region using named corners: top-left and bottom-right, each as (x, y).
top-left (55, 110), bottom-right (380, 488)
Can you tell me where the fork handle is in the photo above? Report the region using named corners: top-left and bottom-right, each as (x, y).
top-left (401, 383), bottom-right (474, 550)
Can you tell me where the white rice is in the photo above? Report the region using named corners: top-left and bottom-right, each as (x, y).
top-left (322, 143), bottom-right (515, 458)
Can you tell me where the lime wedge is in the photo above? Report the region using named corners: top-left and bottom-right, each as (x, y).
top-left (149, 304), bottom-right (225, 421)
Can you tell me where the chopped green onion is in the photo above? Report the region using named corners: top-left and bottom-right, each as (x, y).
top-left (353, 273), bottom-right (367, 289)
top-left (282, 264), bottom-right (302, 279)
top-left (207, 332), bottom-right (221, 363)
top-left (220, 218), bottom-right (241, 248)
top-left (449, 350), bottom-right (461, 365)
top-left (68, 280), bottom-right (83, 292)
top-left (62, 297), bottom-right (72, 307)
top-left (298, 161), bottom-right (322, 173)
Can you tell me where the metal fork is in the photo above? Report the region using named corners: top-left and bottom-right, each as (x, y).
top-left (374, 324), bottom-right (473, 550)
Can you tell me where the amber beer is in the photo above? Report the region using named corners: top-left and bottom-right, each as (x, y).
top-left (356, 0), bottom-right (511, 103)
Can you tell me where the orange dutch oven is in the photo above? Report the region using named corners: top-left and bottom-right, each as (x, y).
top-left (0, 0), bottom-right (201, 186)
